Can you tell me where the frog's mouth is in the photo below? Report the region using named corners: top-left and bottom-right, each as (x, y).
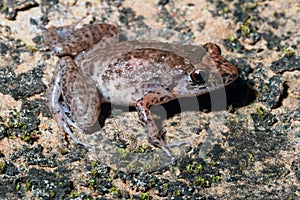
top-left (187, 82), bottom-right (207, 90)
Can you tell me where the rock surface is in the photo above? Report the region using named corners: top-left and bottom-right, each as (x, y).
top-left (0, 0), bottom-right (299, 199)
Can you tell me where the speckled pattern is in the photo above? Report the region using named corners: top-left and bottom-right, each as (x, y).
top-left (0, 0), bottom-right (299, 199)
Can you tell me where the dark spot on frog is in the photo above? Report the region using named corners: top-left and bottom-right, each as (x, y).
top-left (138, 101), bottom-right (143, 106)
top-left (122, 55), bottom-right (132, 62)
top-left (145, 102), bottom-right (150, 108)
top-left (151, 98), bottom-right (157, 104)
top-left (114, 83), bottom-right (122, 90)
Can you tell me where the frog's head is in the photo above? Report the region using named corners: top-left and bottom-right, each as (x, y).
top-left (201, 42), bottom-right (238, 86)
top-left (173, 43), bottom-right (238, 97)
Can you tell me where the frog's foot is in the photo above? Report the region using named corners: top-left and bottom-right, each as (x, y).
top-left (147, 135), bottom-right (174, 159)
top-left (53, 108), bottom-right (93, 148)
top-left (139, 132), bottom-right (187, 165)
top-left (63, 124), bottom-right (91, 148)
top-left (55, 107), bottom-right (91, 148)
top-left (156, 129), bottom-right (190, 149)
top-left (149, 134), bottom-right (190, 161)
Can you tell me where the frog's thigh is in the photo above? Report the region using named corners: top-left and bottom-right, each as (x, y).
top-left (135, 87), bottom-right (175, 147)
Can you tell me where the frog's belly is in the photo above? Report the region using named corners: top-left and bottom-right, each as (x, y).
top-left (96, 79), bottom-right (141, 106)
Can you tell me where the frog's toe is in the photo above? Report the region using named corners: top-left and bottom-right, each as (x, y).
top-left (63, 127), bottom-right (91, 148)
top-left (160, 146), bottom-right (173, 158)
top-left (67, 131), bottom-right (91, 148)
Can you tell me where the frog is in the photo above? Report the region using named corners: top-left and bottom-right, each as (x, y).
top-left (44, 23), bottom-right (238, 157)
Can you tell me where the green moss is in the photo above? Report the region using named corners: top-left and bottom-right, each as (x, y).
top-left (283, 45), bottom-right (294, 58)
top-left (70, 189), bottom-right (79, 198)
top-left (140, 192), bottom-right (150, 200)
top-left (240, 24), bottom-right (251, 36)
top-left (250, 2), bottom-right (258, 9)
top-left (59, 147), bottom-right (68, 155)
top-left (228, 104), bottom-right (235, 113)
top-left (0, 161), bottom-right (6, 173)
top-left (88, 178), bottom-right (96, 188)
top-left (221, 6), bottom-right (229, 14)
top-left (110, 186), bottom-right (119, 197)
top-left (256, 106), bottom-right (266, 119)
top-left (194, 176), bottom-right (210, 187)
top-left (91, 161), bottom-right (99, 168)
top-left (245, 16), bottom-right (254, 25)
top-left (114, 146), bottom-right (127, 158)
top-left (228, 35), bottom-right (236, 42)
top-left (194, 163), bottom-right (203, 173)
top-left (248, 153), bottom-right (254, 161)
top-left (49, 190), bottom-right (55, 198)
top-left (210, 160), bottom-right (217, 166)
top-left (138, 145), bottom-right (148, 153)
top-left (240, 160), bottom-right (249, 170)
top-left (185, 163), bottom-right (192, 172)
top-left (91, 169), bottom-right (98, 176)
top-left (21, 131), bottom-right (31, 141)
top-left (25, 181), bottom-right (32, 191)
top-left (149, 177), bottom-right (156, 186)
top-left (175, 189), bottom-right (182, 196)
top-left (163, 183), bottom-right (169, 190)
top-left (26, 45), bottom-right (38, 53)
top-left (262, 84), bottom-right (269, 91)
top-left (185, 161), bottom-right (206, 174)
top-left (55, 172), bottom-right (63, 179)
top-left (211, 175), bottom-right (221, 182)
top-left (16, 182), bottom-right (21, 191)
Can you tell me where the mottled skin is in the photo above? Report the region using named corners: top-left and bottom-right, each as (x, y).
top-left (44, 23), bottom-right (238, 156)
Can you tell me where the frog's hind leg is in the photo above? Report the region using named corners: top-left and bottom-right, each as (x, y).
top-left (47, 58), bottom-right (92, 148)
top-left (44, 23), bottom-right (118, 57)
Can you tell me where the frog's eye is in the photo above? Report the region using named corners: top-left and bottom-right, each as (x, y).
top-left (190, 69), bottom-right (209, 84)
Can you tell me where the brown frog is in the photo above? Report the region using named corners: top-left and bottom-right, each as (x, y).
top-left (44, 23), bottom-right (238, 157)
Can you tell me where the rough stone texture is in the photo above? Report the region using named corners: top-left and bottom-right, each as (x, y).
top-left (0, 0), bottom-right (299, 199)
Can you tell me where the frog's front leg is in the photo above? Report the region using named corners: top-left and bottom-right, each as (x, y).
top-left (135, 85), bottom-right (178, 157)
